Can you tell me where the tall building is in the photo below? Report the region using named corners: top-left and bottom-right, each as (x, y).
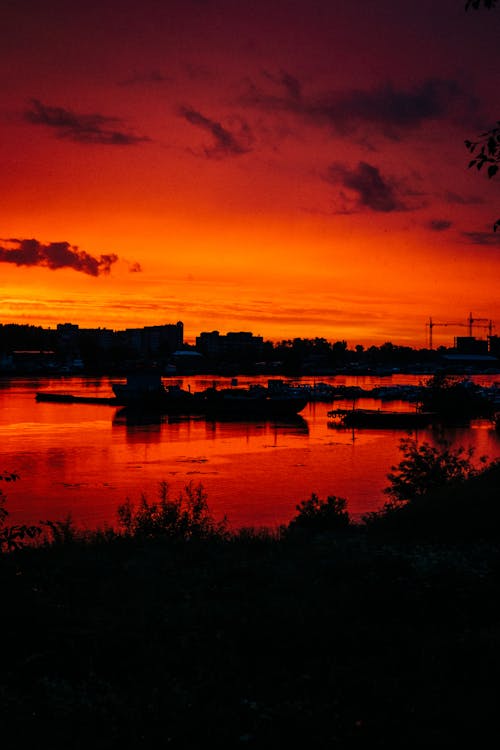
top-left (196, 330), bottom-right (263, 359)
top-left (122, 321), bottom-right (184, 357)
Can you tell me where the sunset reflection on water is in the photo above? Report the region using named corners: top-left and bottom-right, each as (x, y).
top-left (1, 374), bottom-right (500, 531)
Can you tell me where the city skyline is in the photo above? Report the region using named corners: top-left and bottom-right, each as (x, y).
top-left (1, 1), bottom-right (500, 346)
top-left (1, 314), bottom-right (497, 352)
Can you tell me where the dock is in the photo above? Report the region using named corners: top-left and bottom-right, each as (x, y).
top-left (328, 408), bottom-right (438, 428)
top-left (35, 392), bottom-right (118, 405)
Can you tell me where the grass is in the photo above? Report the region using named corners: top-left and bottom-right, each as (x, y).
top-left (1, 456), bottom-right (500, 747)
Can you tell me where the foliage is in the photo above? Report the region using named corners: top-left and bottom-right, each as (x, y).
top-left (286, 492), bottom-right (351, 533)
top-left (0, 472), bottom-right (42, 553)
top-left (465, 124), bottom-right (500, 180)
top-left (419, 372), bottom-right (494, 419)
top-left (384, 437), bottom-right (486, 504)
top-left (116, 480), bottom-right (228, 540)
top-left (464, 0), bottom-right (500, 230)
top-left (363, 439), bottom-right (499, 540)
top-left (41, 516), bottom-right (80, 545)
top-left (465, 123), bottom-right (500, 230)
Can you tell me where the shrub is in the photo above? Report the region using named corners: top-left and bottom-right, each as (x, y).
top-left (116, 480), bottom-right (228, 541)
top-left (41, 515), bottom-right (80, 546)
top-left (419, 373), bottom-right (494, 419)
top-left (0, 472), bottom-right (42, 553)
top-left (286, 493), bottom-right (351, 533)
top-left (384, 437), bottom-right (486, 504)
top-left (362, 438), bottom-right (493, 539)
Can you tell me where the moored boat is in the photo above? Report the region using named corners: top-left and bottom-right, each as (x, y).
top-left (196, 381), bottom-right (308, 418)
top-left (112, 371), bottom-right (196, 413)
top-left (111, 374), bottom-right (307, 418)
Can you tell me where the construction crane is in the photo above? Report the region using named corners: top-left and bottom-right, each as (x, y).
top-left (426, 317), bottom-right (466, 350)
top-left (467, 313), bottom-right (495, 337)
top-left (427, 314), bottom-right (495, 349)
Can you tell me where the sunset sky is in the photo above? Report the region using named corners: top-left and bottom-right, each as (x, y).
top-left (1, 0), bottom-right (500, 348)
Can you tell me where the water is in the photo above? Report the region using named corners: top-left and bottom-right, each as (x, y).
top-left (1, 374), bottom-right (499, 531)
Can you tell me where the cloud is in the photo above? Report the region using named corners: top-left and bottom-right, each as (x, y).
top-left (461, 231), bottom-right (500, 246)
top-left (129, 261), bottom-right (143, 273)
top-left (427, 219), bottom-right (452, 231)
top-left (25, 99), bottom-right (150, 145)
top-left (179, 106), bottom-right (253, 158)
top-left (262, 69), bottom-right (302, 103)
top-left (326, 161), bottom-right (406, 213)
top-left (117, 70), bottom-right (172, 86)
top-left (243, 75), bottom-right (466, 139)
top-left (0, 238), bottom-right (119, 275)
top-left (445, 191), bottom-right (484, 205)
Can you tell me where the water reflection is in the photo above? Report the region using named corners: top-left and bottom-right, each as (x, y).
top-left (2, 374), bottom-right (500, 531)
top-left (113, 406), bottom-right (310, 442)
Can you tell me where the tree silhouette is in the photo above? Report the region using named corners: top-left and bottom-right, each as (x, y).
top-left (465, 0), bottom-right (500, 230)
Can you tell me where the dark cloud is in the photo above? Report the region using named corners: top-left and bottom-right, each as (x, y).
top-left (326, 161), bottom-right (406, 213)
top-left (262, 69), bottom-right (302, 103)
top-left (312, 79), bottom-right (462, 138)
top-left (445, 191), bottom-right (484, 205)
top-left (461, 231), bottom-right (500, 246)
top-left (25, 99), bottom-right (150, 145)
top-left (129, 261), bottom-right (143, 273)
top-left (427, 219), bottom-right (452, 231)
top-left (117, 70), bottom-right (172, 87)
top-left (0, 238), bottom-right (119, 275)
top-left (179, 106), bottom-right (253, 158)
top-left (243, 75), bottom-right (466, 139)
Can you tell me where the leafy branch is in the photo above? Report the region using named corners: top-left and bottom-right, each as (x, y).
top-left (465, 122), bottom-right (500, 229)
top-left (464, 0), bottom-right (500, 230)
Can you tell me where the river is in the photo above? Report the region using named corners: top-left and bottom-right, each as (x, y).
top-left (1, 373), bottom-right (499, 531)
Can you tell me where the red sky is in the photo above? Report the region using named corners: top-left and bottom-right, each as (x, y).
top-left (1, 0), bottom-right (500, 348)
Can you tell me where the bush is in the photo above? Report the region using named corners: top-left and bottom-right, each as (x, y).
top-left (116, 480), bottom-right (228, 541)
top-left (0, 472), bottom-right (41, 553)
top-left (286, 493), bottom-right (351, 533)
top-left (384, 437), bottom-right (486, 504)
top-left (362, 438), bottom-right (495, 540)
top-left (419, 372), bottom-right (494, 419)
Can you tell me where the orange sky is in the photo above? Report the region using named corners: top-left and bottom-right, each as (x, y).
top-left (1, 0), bottom-right (500, 348)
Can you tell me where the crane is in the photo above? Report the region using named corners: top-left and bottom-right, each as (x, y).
top-left (426, 317), bottom-right (466, 350)
top-left (427, 314), bottom-right (495, 349)
top-left (467, 313), bottom-right (495, 337)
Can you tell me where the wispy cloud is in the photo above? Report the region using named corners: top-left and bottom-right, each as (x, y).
top-left (427, 219), bottom-right (452, 231)
top-left (461, 231), bottom-right (500, 246)
top-left (445, 191), bottom-right (484, 205)
top-left (179, 106), bottom-right (253, 158)
top-left (262, 69), bottom-right (302, 103)
top-left (117, 70), bottom-right (172, 87)
top-left (243, 75), bottom-right (468, 139)
top-left (25, 99), bottom-right (150, 145)
top-left (326, 161), bottom-right (407, 213)
top-left (0, 238), bottom-right (119, 276)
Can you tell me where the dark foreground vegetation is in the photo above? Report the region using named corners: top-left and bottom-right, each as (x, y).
top-left (2, 442), bottom-right (500, 748)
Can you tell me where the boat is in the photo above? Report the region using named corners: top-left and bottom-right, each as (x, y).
top-left (196, 380), bottom-right (308, 419)
top-left (327, 407), bottom-right (438, 429)
top-left (111, 371), bottom-right (197, 413)
top-left (111, 374), bottom-right (307, 418)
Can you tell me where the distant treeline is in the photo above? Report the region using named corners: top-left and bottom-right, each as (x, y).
top-left (0, 322), bottom-right (449, 375)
